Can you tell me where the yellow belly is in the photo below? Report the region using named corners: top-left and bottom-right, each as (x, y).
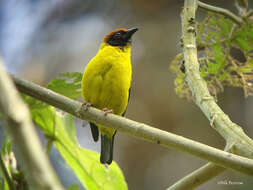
top-left (82, 44), bottom-right (132, 116)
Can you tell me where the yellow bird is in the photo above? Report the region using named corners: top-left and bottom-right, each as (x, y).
top-left (81, 28), bottom-right (138, 164)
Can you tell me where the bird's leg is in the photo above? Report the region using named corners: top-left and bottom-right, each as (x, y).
top-left (103, 163), bottom-right (109, 169)
top-left (102, 108), bottom-right (113, 116)
top-left (82, 102), bottom-right (92, 111)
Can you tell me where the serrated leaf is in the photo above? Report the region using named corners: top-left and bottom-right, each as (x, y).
top-left (217, 18), bottom-right (233, 35)
top-left (212, 43), bottom-right (224, 70)
top-left (235, 37), bottom-right (251, 51)
top-left (47, 72), bottom-right (82, 100)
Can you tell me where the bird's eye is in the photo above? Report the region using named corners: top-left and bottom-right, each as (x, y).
top-left (114, 32), bottom-right (121, 38)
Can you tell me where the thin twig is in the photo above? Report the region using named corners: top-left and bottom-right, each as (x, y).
top-left (0, 154), bottom-right (16, 190)
top-left (198, 1), bottom-right (243, 25)
top-left (167, 163), bottom-right (225, 190)
top-left (11, 75), bottom-right (253, 176)
top-left (0, 59), bottom-right (65, 190)
top-left (246, 10), bottom-right (253, 18)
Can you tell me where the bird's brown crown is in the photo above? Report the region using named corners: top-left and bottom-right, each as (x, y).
top-left (104, 28), bottom-right (138, 47)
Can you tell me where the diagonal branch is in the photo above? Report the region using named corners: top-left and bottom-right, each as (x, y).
top-left (167, 163), bottom-right (225, 190)
top-left (11, 75), bottom-right (253, 176)
top-left (0, 60), bottom-right (65, 190)
top-left (198, 1), bottom-right (243, 25)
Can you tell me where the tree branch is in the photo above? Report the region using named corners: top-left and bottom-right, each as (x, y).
top-left (246, 9), bottom-right (253, 18)
top-left (167, 163), bottom-right (225, 190)
top-left (11, 75), bottom-right (253, 176)
top-left (169, 0), bottom-right (253, 189)
top-left (0, 60), bottom-right (65, 190)
top-left (198, 1), bottom-right (243, 25)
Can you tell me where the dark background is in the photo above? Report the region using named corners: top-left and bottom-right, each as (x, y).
top-left (0, 0), bottom-right (253, 189)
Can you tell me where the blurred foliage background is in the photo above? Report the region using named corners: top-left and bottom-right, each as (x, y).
top-left (0, 0), bottom-right (253, 189)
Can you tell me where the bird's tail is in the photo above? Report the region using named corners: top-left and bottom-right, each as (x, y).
top-left (100, 133), bottom-right (115, 165)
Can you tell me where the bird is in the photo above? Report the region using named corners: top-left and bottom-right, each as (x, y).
top-left (81, 28), bottom-right (138, 164)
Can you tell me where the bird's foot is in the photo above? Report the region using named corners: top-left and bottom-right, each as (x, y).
top-left (103, 163), bottom-right (109, 169)
top-left (102, 108), bottom-right (113, 116)
top-left (82, 102), bottom-right (92, 111)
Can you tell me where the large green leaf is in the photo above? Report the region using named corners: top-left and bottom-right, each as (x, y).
top-left (54, 112), bottom-right (127, 190)
top-left (67, 184), bottom-right (81, 190)
top-left (22, 93), bottom-right (127, 190)
top-left (47, 72), bottom-right (82, 100)
top-left (22, 95), bottom-right (55, 137)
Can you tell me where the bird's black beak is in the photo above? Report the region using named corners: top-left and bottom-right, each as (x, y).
top-left (124, 28), bottom-right (138, 42)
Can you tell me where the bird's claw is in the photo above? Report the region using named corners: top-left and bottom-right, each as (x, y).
top-left (102, 108), bottom-right (113, 116)
top-left (82, 102), bottom-right (92, 111)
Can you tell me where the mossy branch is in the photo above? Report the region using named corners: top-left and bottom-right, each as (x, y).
top-left (11, 75), bottom-right (253, 176)
top-left (0, 60), bottom-right (65, 190)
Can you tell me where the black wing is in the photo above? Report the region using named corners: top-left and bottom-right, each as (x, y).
top-left (122, 87), bottom-right (131, 117)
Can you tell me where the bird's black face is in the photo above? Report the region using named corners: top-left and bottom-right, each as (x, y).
top-left (106, 28), bottom-right (138, 47)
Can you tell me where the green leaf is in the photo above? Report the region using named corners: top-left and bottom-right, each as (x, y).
top-left (170, 12), bottom-right (253, 99)
top-left (1, 135), bottom-right (12, 155)
top-left (0, 180), bottom-right (9, 190)
top-left (235, 37), bottom-right (251, 51)
top-left (22, 95), bottom-right (56, 137)
top-left (212, 43), bottom-right (224, 70)
top-left (23, 94), bottom-right (127, 190)
top-left (67, 184), bottom-right (80, 190)
top-left (217, 18), bottom-right (233, 35)
top-left (47, 72), bottom-right (82, 100)
top-left (54, 112), bottom-right (127, 190)
top-left (32, 106), bottom-right (56, 136)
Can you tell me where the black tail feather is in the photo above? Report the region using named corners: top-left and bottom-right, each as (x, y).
top-left (100, 133), bottom-right (116, 164)
top-left (89, 122), bottom-right (99, 142)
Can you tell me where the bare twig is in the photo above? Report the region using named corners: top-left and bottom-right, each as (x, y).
top-left (11, 75), bottom-right (253, 176)
top-left (0, 59), bottom-right (65, 190)
top-left (167, 163), bottom-right (225, 190)
top-left (246, 9), bottom-right (253, 18)
top-left (198, 1), bottom-right (243, 25)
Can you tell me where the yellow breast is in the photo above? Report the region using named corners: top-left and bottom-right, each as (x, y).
top-left (82, 42), bottom-right (132, 115)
